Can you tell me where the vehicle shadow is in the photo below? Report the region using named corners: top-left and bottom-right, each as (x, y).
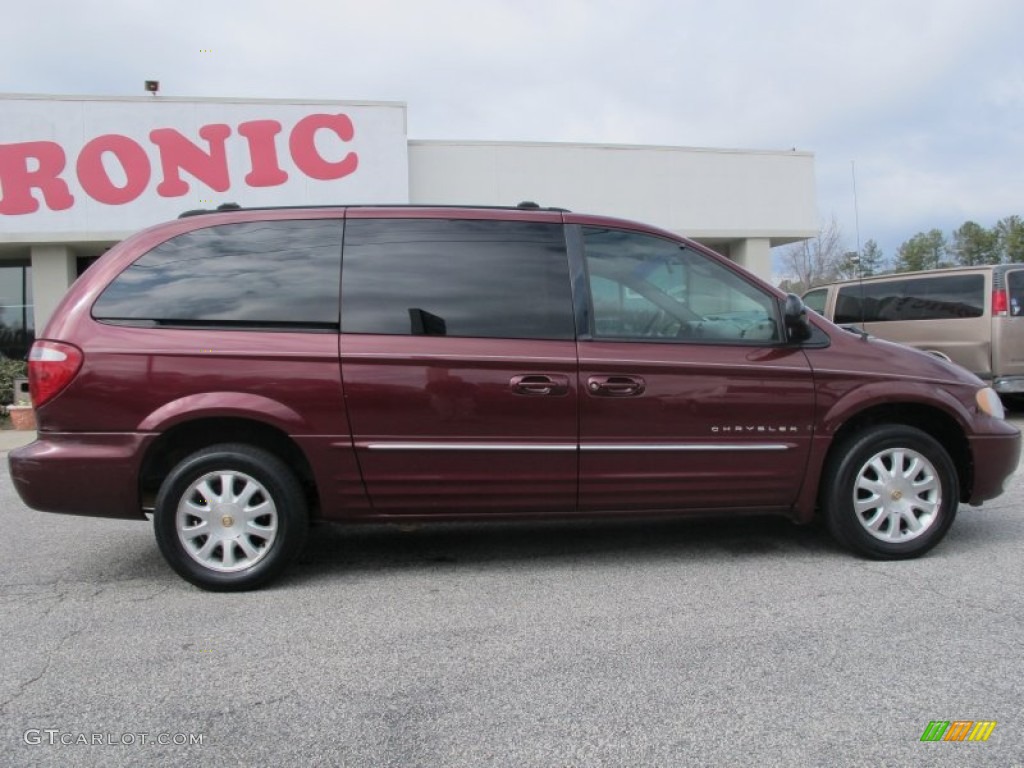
top-left (283, 513), bottom-right (845, 587)
top-left (86, 504), bottom-right (1020, 590)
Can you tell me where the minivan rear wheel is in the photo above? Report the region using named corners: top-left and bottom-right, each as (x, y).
top-left (822, 425), bottom-right (958, 559)
top-left (154, 444), bottom-right (308, 591)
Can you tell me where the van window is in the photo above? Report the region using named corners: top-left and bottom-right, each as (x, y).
top-left (1008, 270), bottom-right (1024, 316)
top-left (802, 288), bottom-right (827, 315)
top-left (341, 219), bottom-right (574, 340)
top-left (93, 220), bottom-right (343, 328)
top-left (582, 227), bottom-right (779, 342)
top-left (901, 275), bottom-right (985, 320)
top-left (835, 274), bottom-right (985, 324)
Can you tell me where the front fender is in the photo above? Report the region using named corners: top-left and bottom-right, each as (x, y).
top-left (818, 379), bottom-right (975, 436)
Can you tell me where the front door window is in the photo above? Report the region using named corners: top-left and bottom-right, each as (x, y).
top-left (582, 227), bottom-right (780, 344)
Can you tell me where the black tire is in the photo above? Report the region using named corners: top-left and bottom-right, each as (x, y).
top-left (154, 444), bottom-right (309, 591)
top-left (822, 425), bottom-right (958, 560)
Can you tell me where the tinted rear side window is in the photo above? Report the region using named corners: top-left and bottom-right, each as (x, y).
top-left (835, 274), bottom-right (984, 323)
top-left (341, 219), bottom-right (574, 339)
top-left (835, 281), bottom-right (907, 323)
top-left (93, 220), bottom-right (343, 328)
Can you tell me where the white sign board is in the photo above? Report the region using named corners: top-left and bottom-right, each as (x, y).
top-left (0, 95), bottom-right (409, 241)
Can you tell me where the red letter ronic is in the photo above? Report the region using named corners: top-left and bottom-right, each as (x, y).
top-left (289, 113), bottom-right (359, 180)
top-left (76, 135), bottom-right (152, 205)
top-left (238, 120), bottom-right (288, 187)
top-left (150, 124), bottom-right (232, 197)
top-left (0, 141), bottom-right (74, 214)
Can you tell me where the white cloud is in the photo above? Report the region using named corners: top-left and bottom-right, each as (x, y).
top-left (2, 0), bottom-right (1023, 252)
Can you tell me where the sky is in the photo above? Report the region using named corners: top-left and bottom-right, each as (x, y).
top-left (2, 0), bottom-right (1022, 265)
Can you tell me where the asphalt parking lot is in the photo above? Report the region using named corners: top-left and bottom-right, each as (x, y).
top-left (2, 416), bottom-right (1022, 767)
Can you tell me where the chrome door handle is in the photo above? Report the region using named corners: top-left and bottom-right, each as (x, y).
top-left (587, 375), bottom-right (646, 397)
top-left (510, 374), bottom-right (569, 396)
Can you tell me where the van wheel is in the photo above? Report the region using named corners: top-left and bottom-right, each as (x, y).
top-left (822, 425), bottom-right (958, 559)
top-left (154, 444), bottom-right (308, 591)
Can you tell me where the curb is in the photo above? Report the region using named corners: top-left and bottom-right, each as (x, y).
top-left (0, 431), bottom-right (37, 453)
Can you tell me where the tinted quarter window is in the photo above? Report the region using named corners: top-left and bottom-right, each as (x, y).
top-left (93, 220), bottom-right (343, 327)
top-left (582, 227), bottom-right (779, 343)
top-left (341, 219), bottom-right (574, 340)
top-left (835, 280), bottom-right (922, 323)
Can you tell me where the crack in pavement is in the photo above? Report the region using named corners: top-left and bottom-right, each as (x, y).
top-left (0, 625), bottom-right (86, 716)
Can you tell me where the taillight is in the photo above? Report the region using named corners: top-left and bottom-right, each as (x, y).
top-left (28, 341), bottom-right (84, 408)
top-left (992, 289), bottom-right (1009, 316)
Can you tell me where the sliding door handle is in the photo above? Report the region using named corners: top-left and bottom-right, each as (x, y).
top-left (510, 374), bottom-right (569, 396)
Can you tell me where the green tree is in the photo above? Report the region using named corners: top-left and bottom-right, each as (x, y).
top-left (859, 239), bottom-right (885, 276)
top-left (952, 221), bottom-right (999, 265)
top-left (835, 240), bottom-right (885, 279)
top-left (835, 251), bottom-right (860, 280)
top-left (996, 215), bottom-right (1024, 263)
top-left (895, 229), bottom-right (947, 272)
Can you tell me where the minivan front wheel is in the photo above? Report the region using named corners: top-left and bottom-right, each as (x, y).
top-left (823, 425), bottom-right (958, 559)
top-left (154, 444), bottom-right (308, 591)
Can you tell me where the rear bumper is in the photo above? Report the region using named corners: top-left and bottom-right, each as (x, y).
top-left (968, 423), bottom-right (1022, 504)
top-left (8, 432), bottom-right (153, 520)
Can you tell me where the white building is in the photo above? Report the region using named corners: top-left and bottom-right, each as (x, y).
top-left (0, 94), bottom-right (816, 359)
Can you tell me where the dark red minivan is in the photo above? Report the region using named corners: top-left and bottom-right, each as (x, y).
top-left (9, 204), bottom-right (1021, 590)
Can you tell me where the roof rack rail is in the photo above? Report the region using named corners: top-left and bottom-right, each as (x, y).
top-left (517, 201), bottom-right (572, 212)
top-left (178, 202), bottom-right (571, 218)
top-left (178, 202), bottom-right (241, 218)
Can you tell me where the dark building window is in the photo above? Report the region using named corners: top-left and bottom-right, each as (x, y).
top-left (76, 255), bottom-right (101, 278)
top-left (0, 262), bottom-right (33, 359)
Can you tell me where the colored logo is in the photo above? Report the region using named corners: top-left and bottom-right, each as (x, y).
top-left (920, 721), bottom-right (997, 742)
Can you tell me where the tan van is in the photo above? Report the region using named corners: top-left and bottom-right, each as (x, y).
top-left (803, 265), bottom-right (1024, 395)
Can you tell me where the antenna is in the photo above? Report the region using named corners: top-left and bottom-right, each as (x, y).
top-left (851, 160), bottom-right (862, 273)
top-left (852, 160), bottom-right (867, 329)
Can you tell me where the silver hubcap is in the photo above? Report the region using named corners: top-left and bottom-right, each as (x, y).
top-left (853, 447), bottom-right (941, 542)
top-left (176, 471), bottom-right (278, 572)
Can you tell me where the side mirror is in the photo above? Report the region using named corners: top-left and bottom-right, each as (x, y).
top-left (782, 293), bottom-right (812, 343)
